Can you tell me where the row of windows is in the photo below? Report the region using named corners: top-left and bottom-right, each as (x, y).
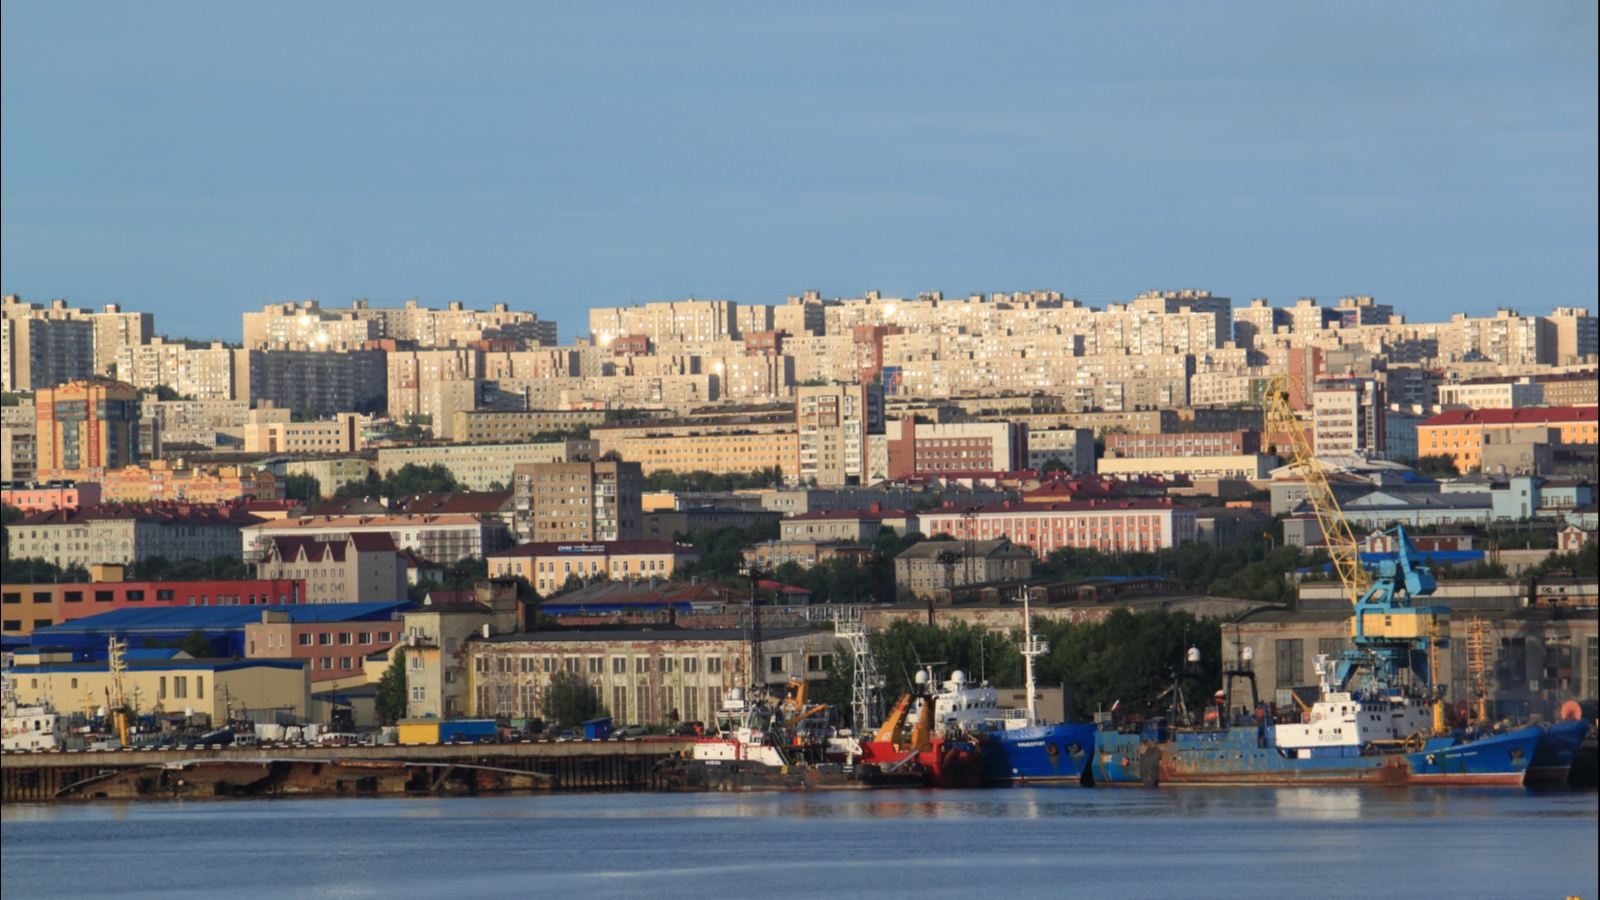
top-left (292, 630), bottom-right (394, 646)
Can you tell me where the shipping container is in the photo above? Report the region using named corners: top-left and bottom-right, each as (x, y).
top-left (398, 719), bottom-right (441, 745)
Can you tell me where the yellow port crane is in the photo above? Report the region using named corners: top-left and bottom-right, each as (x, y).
top-left (1262, 374), bottom-right (1370, 602)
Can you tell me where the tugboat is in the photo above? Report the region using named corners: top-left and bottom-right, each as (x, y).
top-left (855, 673), bottom-right (984, 788)
top-left (656, 688), bottom-right (925, 791)
top-left (1093, 527), bottom-right (1544, 787)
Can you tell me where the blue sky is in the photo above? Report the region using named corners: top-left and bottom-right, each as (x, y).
top-left (3, 2), bottom-right (1596, 342)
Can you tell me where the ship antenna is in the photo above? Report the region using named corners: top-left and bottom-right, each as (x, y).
top-left (1019, 586), bottom-right (1047, 727)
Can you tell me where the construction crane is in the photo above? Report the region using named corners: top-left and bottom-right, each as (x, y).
top-left (1263, 375), bottom-right (1451, 735)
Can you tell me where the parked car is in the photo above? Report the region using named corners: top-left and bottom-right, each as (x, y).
top-left (554, 729), bottom-right (578, 743)
top-left (669, 721), bottom-right (705, 737)
top-left (612, 724), bottom-right (649, 739)
top-left (318, 732), bottom-right (362, 746)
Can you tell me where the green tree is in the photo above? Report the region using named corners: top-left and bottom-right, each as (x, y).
top-left (283, 472), bottom-right (322, 502)
top-left (1039, 456), bottom-right (1070, 473)
top-left (1411, 454), bottom-right (1460, 479)
top-left (374, 647), bottom-right (409, 726)
top-left (2, 503), bottom-right (24, 526)
top-left (541, 670), bottom-right (606, 726)
top-left (144, 629), bottom-right (218, 658)
top-left (4, 558), bottom-right (91, 583)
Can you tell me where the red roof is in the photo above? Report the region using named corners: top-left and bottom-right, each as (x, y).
top-left (1420, 407), bottom-right (1597, 427)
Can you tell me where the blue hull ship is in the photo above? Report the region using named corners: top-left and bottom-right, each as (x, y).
top-left (975, 722), bottom-right (1098, 784)
top-left (1529, 720), bottom-right (1592, 784)
top-left (1090, 724), bottom-right (1543, 787)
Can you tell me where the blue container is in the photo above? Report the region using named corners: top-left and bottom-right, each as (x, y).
top-left (582, 717), bottom-right (613, 741)
top-left (441, 719), bottom-right (497, 742)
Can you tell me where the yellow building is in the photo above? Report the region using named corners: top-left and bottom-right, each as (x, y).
top-left (35, 379), bottom-right (141, 477)
top-left (7, 650), bottom-right (311, 724)
top-left (608, 431), bottom-right (798, 477)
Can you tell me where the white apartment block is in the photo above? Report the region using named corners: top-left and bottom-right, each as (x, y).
top-left (114, 339), bottom-right (236, 399)
top-left (1437, 378), bottom-right (1543, 410)
top-left (798, 383), bottom-right (883, 486)
top-left (1026, 428), bottom-right (1096, 474)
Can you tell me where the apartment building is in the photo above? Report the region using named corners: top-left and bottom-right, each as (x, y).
top-left (376, 439), bottom-right (598, 492)
top-left (1417, 407), bottom-right (1599, 471)
top-left (89, 304), bottom-right (155, 377)
top-left (590, 299), bottom-right (739, 344)
top-left (1097, 454), bottom-right (1277, 480)
top-left (1312, 378), bottom-right (1386, 456)
top-left (34, 380), bottom-right (141, 478)
top-left (879, 419), bottom-right (1027, 479)
top-left (1534, 371), bottom-right (1599, 407)
top-left (245, 604), bottom-right (409, 685)
top-left (1437, 377), bottom-right (1543, 410)
top-left (7, 504), bottom-right (268, 567)
top-left (798, 383), bottom-right (883, 485)
top-left (1548, 307), bottom-right (1598, 365)
top-left (894, 538), bottom-right (1034, 598)
top-left (1023, 428), bottom-right (1095, 473)
top-left (95, 461), bottom-right (283, 504)
top-left (511, 459), bottom-right (643, 543)
top-left (113, 338), bottom-right (236, 399)
top-left (243, 414), bottom-right (361, 454)
top-left (919, 498), bottom-right (1198, 554)
top-left (1, 480), bottom-right (101, 514)
top-left (2, 301), bottom-right (95, 391)
top-left (2, 423), bottom-right (38, 483)
top-left (487, 540), bottom-right (699, 592)
top-left (255, 533), bottom-right (408, 604)
top-left (1107, 430), bottom-right (1261, 458)
top-left (241, 513), bottom-right (513, 564)
top-left (233, 348), bottom-right (388, 413)
top-left (452, 409), bottom-right (610, 444)
top-left (1012, 408), bottom-right (1179, 437)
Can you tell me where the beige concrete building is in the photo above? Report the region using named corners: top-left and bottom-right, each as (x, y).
top-left (9, 505), bottom-right (267, 567)
top-left (512, 459), bottom-right (643, 543)
top-left (487, 540), bottom-right (700, 593)
top-left (400, 582), bottom-right (525, 719)
top-left (1437, 377), bottom-right (1543, 410)
top-left (243, 414), bottom-right (361, 454)
top-left (590, 299), bottom-right (739, 345)
top-left (7, 652), bottom-right (311, 725)
top-left (798, 383), bottom-right (883, 485)
top-left (241, 513), bottom-right (513, 566)
top-left (256, 533), bottom-right (408, 604)
top-left (2, 297), bottom-right (97, 391)
top-left (114, 338), bottom-right (236, 399)
top-left (1096, 454), bottom-right (1277, 480)
top-left (232, 348), bottom-right (388, 414)
top-left (452, 409), bottom-right (609, 444)
top-left (377, 439), bottom-right (598, 492)
top-left (895, 538), bottom-right (1034, 598)
top-left (464, 628), bottom-right (829, 725)
top-left (35, 380), bottom-right (142, 477)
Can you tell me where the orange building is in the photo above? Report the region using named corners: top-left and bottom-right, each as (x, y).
top-left (1416, 407), bottom-right (1598, 471)
top-left (96, 460), bottom-right (284, 504)
top-left (34, 379), bottom-right (141, 477)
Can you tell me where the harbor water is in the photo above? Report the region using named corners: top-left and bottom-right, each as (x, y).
top-left (3, 787), bottom-right (1596, 900)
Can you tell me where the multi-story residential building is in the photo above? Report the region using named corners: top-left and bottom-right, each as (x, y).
top-left (742, 539), bottom-right (867, 570)
top-left (894, 538), bottom-right (1034, 598)
top-left (89, 303), bottom-right (155, 378)
top-left (1232, 299), bottom-right (1290, 349)
top-left (1548, 307), bottom-right (1598, 366)
top-left (34, 380), bottom-right (141, 478)
top-left (7, 504), bottom-right (268, 567)
top-left (642, 506), bottom-right (783, 540)
top-left (1, 480), bottom-right (102, 514)
top-left (1106, 430), bottom-right (1261, 459)
top-left (255, 534), bottom-right (409, 604)
top-left (1312, 378), bottom-right (1385, 456)
top-left (376, 439), bottom-right (598, 492)
top-left (245, 299), bottom-right (554, 352)
top-left (1012, 409), bottom-right (1180, 437)
top-left (1, 296), bottom-right (97, 391)
top-left (245, 604), bottom-right (409, 686)
top-left (1437, 377), bottom-right (1543, 409)
top-left (589, 299), bottom-right (739, 345)
top-left (919, 498), bottom-right (1198, 555)
top-left (463, 627), bottom-right (826, 724)
top-left (400, 581), bottom-right (526, 719)
top-left (1384, 366), bottom-right (1446, 407)
top-left (1384, 407), bottom-right (1428, 461)
top-left (1024, 425), bottom-right (1100, 474)
top-left (260, 457), bottom-right (372, 499)
top-left (487, 540), bottom-right (700, 593)
top-left (452, 409), bottom-right (610, 444)
top-left (2, 423), bottom-right (38, 483)
top-left (1335, 295), bottom-right (1394, 327)
top-left (511, 460), bottom-right (643, 543)
top-left (777, 508), bottom-right (890, 543)
top-left (241, 301), bottom-right (379, 350)
top-left (232, 348), bottom-right (388, 414)
top-left (241, 513), bottom-right (513, 565)
top-left (878, 419), bottom-right (1027, 480)
top-left (798, 383), bottom-right (883, 486)
top-left (95, 461), bottom-right (283, 505)
top-left (1417, 407), bottom-right (1599, 471)
top-left (1534, 371), bottom-right (1599, 407)
top-left (242, 414), bottom-right (361, 454)
top-left (113, 338), bottom-right (236, 399)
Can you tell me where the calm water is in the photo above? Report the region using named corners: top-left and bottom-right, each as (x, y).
top-left (3, 787), bottom-right (1596, 900)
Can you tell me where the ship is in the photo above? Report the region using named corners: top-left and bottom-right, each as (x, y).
top-left (656, 688), bottom-right (925, 791)
top-left (1527, 716), bottom-right (1593, 785)
top-left (1091, 525), bottom-right (1547, 787)
top-left (854, 676), bottom-right (984, 788)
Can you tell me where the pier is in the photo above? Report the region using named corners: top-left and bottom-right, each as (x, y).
top-left (0, 739), bottom-right (694, 802)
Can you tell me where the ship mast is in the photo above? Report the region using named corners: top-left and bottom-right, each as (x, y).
top-left (1019, 587), bottom-right (1048, 726)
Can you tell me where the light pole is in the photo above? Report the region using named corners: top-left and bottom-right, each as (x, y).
top-left (739, 560), bottom-right (767, 695)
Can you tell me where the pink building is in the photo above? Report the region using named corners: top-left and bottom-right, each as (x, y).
top-left (919, 498), bottom-right (1197, 554)
top-left (1, 480), bottom-right (101, 514)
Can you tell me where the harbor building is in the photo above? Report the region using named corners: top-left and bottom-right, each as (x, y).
top-left (917, 498), bottom-right (1198, 555)
top-left (1, 568), bottom-right (306, 638)
top-left (487, 540), bottom-right (701, 594)
top-left (6, 651), bottom-right (311, 728)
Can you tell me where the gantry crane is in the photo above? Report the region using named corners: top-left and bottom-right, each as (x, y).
top-left (1263, 375), bottom-right (1451, 734)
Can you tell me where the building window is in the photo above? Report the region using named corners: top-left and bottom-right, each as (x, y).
top-left (807, 654), bottom-right (832, 672)
top-left (411, 686), bottom-right (426, 702)
top-left (564, 657), bottom-right (580, 673)
top-left (588, 656), bottom-right (604, 674)
top-left (705, 657), bottom-right (722, 674)
top-left (320, 658), bottom-right (333, 670)
top-left (637, 686), bottom-right (652, 723)
top-left (174, 676), bottom-right (188, 699)
top-left (359, 633), bottom-right (372, 645)
top-left (318, 633), bottom-right (332, 646)
top-left (769, 655), bottom-right (785, 674)
top-left (1275, 639), bottom-right (1304, 688)
top-left (411, 654), bottom-right (425, 670)
top-left (635, 657), bottom-right (651, 674)
top-left (379, 632), bottom-right (391, 643)
top-left (612, 657), bottom-right (627, 674)
top-left (338, 633), bottom-right (353, 645)
top-left (340, 657), bottom-right (353, 670)
top-left (299, 633), bottom-right (312, 646)
top-left (683, 657), bottom-right (700, 674)
top-left (612, 686), bottom-right (629, 722)
top-left (1317, 639), bottom-right (1345, 660)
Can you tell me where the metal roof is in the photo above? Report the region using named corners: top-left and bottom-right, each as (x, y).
top-left (30, 602), bottom-right (413, 634)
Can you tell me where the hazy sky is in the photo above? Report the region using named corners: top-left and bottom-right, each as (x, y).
top-left (3, 2), bottom-right (1596, 342)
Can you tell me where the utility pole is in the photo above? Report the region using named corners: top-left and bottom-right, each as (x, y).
top-left (740, 560), bottom-right (766, 695)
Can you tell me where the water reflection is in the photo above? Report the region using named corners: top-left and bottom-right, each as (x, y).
top-left (1273, 787), bottom-right (1362, 820)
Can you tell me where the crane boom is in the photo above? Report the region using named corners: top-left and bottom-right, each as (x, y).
top-left (1262, 374), bottom-right (1371, 601)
